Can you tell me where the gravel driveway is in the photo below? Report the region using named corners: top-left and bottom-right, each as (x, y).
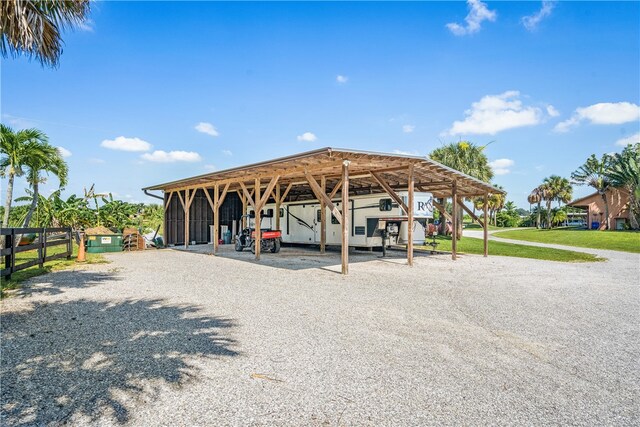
top-left (2, 245), bottom-right (638, 426)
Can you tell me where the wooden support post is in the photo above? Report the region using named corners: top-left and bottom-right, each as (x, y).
top-left (239, 190), bottom-right (247, 229)
top-left (254, 178), bottom-right (261, 260)
top-left (213, 184), bottom-right (220, 253)
top-left (184, 189), bottom-right (190, 248)
top-left (483, 192), bottom-right (489, 257)
top-left (320, 176), bottom-right (326, 253)
top-left (407, 164), bottom-right (414, 266)
top-left (275, 184), bottom-right (281, 231)
top-left (4, 231), bottom-right (14, 280)
top-left (38, 230), bottom-right (44, 268)
top-left (66, 229), bottom-right (72, 259)
top-left (451, 182), bottom-right (457, 260)
top-left (341, 161), bottom-right (350, 275)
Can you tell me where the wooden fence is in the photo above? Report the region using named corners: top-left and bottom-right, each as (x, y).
top-left (1, 228), bottom-right (73, 280)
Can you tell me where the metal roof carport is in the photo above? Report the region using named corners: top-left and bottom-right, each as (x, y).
top-left (143, 147), bottom-right (503, 274)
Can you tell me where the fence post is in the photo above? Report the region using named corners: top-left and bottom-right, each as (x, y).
top-left (66, 228), bottom-right (72, 259)
top-left (43, 229), bottom-right (48, 263)
top-left (38, 229), bottom-right (44, 268)
top-left (5, 230), bottom-right (14, 280)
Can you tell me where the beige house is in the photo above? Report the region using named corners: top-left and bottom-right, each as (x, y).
top-left (569, 188), bottom-right (630, 230)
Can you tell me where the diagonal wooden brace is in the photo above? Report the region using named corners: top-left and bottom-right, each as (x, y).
top-left (304, 171), bottom-right (342, 224)
top-left (370, 171), bottom-right (409, 214)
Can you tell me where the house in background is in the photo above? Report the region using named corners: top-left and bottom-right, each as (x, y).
top-left (568, 188), bottom-right (630, 230)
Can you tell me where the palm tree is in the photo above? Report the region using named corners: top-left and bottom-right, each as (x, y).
top-left (0, 125), bottom-right (50, 229)
top-left (571, 154), bottom-right (612, 229)
top-left (606, 143), bottom-right (640, 229)
top-left (430, 141), bottom-right (494, 238)
top-left (540, 175), bottom-right (573, 229)
top-left (527, 187), bottom-right (543, 228)
top-left (1, 0), bottom-right (91, 67)
top-left (22, 144), bottom-right (69, 228)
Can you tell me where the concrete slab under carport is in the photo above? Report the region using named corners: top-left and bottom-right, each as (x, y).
top-left (171, 243), bottom-right (446, 273)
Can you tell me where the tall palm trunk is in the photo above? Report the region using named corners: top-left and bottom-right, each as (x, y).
top-left (546, 200), bottom-right (553, 229)
top-left (1, 172), bottom-right (15, 250)
top-left (2, 171), bottom-right (15, 229)
top-left (628, 189), bottom-right (640, 230)
top-left (536, 201), bottom-right (541, 229)
top-left (22, 181), bottom-right (39, 228)
top-left (599, 191), bottom-right (610, 230)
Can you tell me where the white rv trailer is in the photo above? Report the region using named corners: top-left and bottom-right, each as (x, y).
top-left (250, 192), bottom-right (434, 248)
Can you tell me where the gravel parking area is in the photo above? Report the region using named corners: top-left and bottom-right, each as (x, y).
top-left (2, 245), bottom-right (639, 426)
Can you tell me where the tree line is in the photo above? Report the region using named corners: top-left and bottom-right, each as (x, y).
top-left (528, 143), bottom-right (640, 230)
top-left (1, 125), bottom-right (163, 234)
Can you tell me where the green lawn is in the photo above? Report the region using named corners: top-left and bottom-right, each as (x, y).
top-left (1, 243), bottom-right (108, 296)
top-left (494, 227), bottom-right (640, 253)
top-left (419, 235), bottom-right (603, 263)
top-left (463, 222), bottom-right (500, 231)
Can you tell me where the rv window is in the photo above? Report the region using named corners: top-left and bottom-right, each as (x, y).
top-left (316, 209), bottom-right (321, 222)
top-left (331, 215), bottom-right (339, 225)
top-left (266, 208), bottom-right (274, 217)
top-left (249, 210), bottom-right (255, 218)
top-left (379, 198), bottom-right (393, 211)
top-left (279, 208), bottom-right (284, 218)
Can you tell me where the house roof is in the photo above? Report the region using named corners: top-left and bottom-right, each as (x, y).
top-left (568, 191), bottom-right (601, 207)
top-left (143, 147), bottom-right (503, 199)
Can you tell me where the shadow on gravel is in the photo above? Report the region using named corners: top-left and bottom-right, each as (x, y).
top-left (1, 298), bottom-right (238, 426)
top-left (13, 270), bottom-right (120, 298)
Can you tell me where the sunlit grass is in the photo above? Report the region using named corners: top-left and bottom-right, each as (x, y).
top-left (419, 235), bottom-right (604, 263)
top-left (494, 227), bottom-right (640, 253)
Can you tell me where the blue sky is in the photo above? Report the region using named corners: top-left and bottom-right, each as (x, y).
top-left (3, 0), bottom-right (639, 208)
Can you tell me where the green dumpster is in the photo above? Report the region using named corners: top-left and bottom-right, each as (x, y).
top-left (86, 234), bottom-right (123, 253)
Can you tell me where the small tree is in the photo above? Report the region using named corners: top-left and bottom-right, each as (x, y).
top-left (606, 143), bottom-right (640, 229)
top-left (571, 154), bottom-right (612, 229)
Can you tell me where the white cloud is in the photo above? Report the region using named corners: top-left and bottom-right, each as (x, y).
top-left (101, 136), bottom-right (152, 152)
top-left (446, 91), bottom-right (549, 135)
top-left (195, 122), bottom-right (220, 137)
top-left (336, 75), bottom-right (348, 84)
top-left (222, 149), bottom-right (232, 156)
top-left (88, 158), bottom-right (105, 164)
top-left (77, 19), bottom-right (94, 32)
top-left (546, 105), bottom-right (560, 117)
top-left (554, 102), bottom-right (640, 132)
top-left (446, 0), bottom-right (497, 36)
top-left (490, 158), bottom-right (515, 175)
top-left (297, 132), bottom-right (317, 142)
top-left (393, 149), bottom-right (421, 156)
top-left (402, 125), bottom-right (415, 133)
top-left (141, 150), bottom-right (202, 163)
top-left (522, 1), bottom-right (556, 31)
top-left (57, 147), bottom-right (72, 158)
top-left (616, 132), bottom-right (640, 147)
top-left (204, 164), bottom-right (216, 171)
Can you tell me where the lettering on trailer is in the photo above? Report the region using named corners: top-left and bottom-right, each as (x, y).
top-left (414, 194), bottom-right (434, 217)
